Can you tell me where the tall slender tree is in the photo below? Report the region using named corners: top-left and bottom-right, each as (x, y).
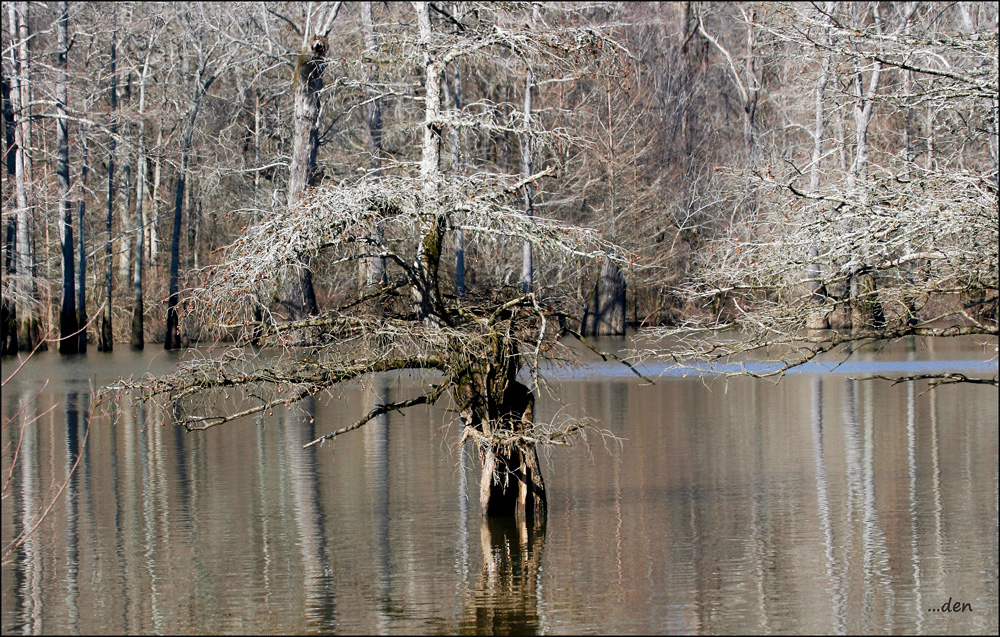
top-left (56, 0), bottom-right (79, 354)
top-left (99, 23), bottom-right (117, 352)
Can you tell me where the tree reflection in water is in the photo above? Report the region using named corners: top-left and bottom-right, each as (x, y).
top-left (461, 516), bottom-right (546, 635)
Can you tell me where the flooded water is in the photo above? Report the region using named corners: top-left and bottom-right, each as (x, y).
top-left (2, 336), bottom-right (997, 634)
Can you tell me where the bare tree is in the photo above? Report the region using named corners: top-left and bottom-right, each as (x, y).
top-left (7, 1), bottom-right (43, 351)
top-left (56, 1), bottom-right (79, 354)
top-left (98, 21), bottom-right (118, 352)
top-left (638, 2), bottom-right (999, 387)
top-left (127, 2), bottom-right (637, 520)
top-left (274, 2), bottom-right (344, 321)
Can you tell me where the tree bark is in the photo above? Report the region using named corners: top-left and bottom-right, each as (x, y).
top-left (9, 1), bottom-right (42, 351)
top-left (77, 125), bottom-right (89, 353)
top-left (413, 1), bottom-right (445, 324)
top-left (582, 259), bottom-right (626, 336)
top-left (520, 60), bottom-right (535, 294)
top-left (361, 1), bottom-right (386, 291)
top-left (57, 1), bottom-right (79, 354)
top-left (459, 343), bottom-right (547, 520)
top-left (99, 27), bottom-right (117, 352)
top-left (845, 4), bottom-right (885, 331)
top-left (806, 5), bottom-right (834, 331)
top-left (275, 32), bottom-right (327, 320)
top-left (447, 62), bottom-right (465, 297)
top-left (166, 75), bottom-right (212, 350)
top-left (132, 31), bottom-right (156, 351)
top-left (2, 74), bottom-right (19, 354)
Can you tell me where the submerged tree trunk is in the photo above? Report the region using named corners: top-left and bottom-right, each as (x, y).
top-left (457, 339), bottom-right (547, 520)
top-left (581, 259), bottom-right (626, 336)
top-left (166, 80), bottom-right (209, 350)
top-left (9, 1), bottom-right (43, 351)
top-left (131, 32), bottom-right (156, 351)
top-left (57, 1), bottom-right (79, 355)
top-left (2, 73), bottom-right (19, 354)
top-left (99, 29), bottom-right (118, 352)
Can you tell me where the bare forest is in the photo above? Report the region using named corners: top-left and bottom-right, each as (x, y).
top-left (2, 2), bottom-right (997, 515)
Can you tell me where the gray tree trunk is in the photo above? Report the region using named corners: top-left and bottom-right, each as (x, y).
top-left (520, 64), bottom-right (535, 294)
top-left (275, 34), bottom-right (326, 320)
top-left (9, 1), bottom-right (41, 351)
top-left (77, 125), bottom-right (88, 352)
top-left (806, 6), bottom-right (834, 331)
top-left (413, 1), bottom-right (444, 324)
top-left (582, 259), bottom-right (626, 336)
top-left (361, 1), bottom-right (385, 290)
top-left (166, 74), bottom-right (213, 350)
top-left (57, 0), bottom-right (79, 354)
top-left (447, 62), bottom-right (465, 297)
top-left (2, 77), bottom-right (18, 354)
top-left (131, 33), bottom-right (155, 351)
top-left (99, 26), bottom-right (117, 352)
top-left (846, 6), bottom-right (885, 331)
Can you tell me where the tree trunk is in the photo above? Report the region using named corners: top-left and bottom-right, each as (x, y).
top-left (806, 10), bottom-right (833, 331)
top-left (57, 1), bottom-right (79, 354)
top-left (9, 1), bottom-right (42, 351)
top-left (166, 73), bottom-right (213, 350)
top-left (77, 126), bottom-right (88, 353)
top-left (360, 1), bottom-right (386, 293)
top-left (413, 1), bottom-right (445, 324)
top-left (132, 38), bottom-right (155, 351)
top-left (148, 126), bottom-right (162, 266)
top-left (99, 28), bottom-right (117, 352)
top-left (458, 342), bottom-right (547, 520)
top-left (275, 33), bottom-right (326, 320)
top-left (520, 59), bottom-right (535, 294)
top-left (581, 259), bottom-right (626, 336)
top-left (447, 62), bottom-right (465, 297)
top-left (2, 74), bottom-right (19, 354)
top-left (846, 7), bottom-right (884, 331)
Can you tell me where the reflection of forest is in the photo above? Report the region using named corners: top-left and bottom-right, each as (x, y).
top-left (1, 343), bottom-right (997, 634)
top-left (460, 517), bottom-right (546, 636)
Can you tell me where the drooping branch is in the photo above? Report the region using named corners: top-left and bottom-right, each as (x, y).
top-left (304, 381), bottom-right (449, 448)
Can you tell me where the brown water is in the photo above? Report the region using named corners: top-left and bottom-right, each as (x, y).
top-left (1, 336), bottom-right (997, 634)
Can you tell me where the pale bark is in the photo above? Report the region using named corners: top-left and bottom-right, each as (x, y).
top-left (57, 0), bottom-right (79, 354)
top-left (77, 126), bottom-right (88, 353)
top-left (132, 29), bottom-right (157, 350)
top-left (2, 77), bottom-right (17, 354)
top-left (413, 1), bottom-right (444, 323)
top-left (361, 1), bottom-right (385, 289)
top-left (846, 4), bottom-right (885, 331)
top-left (9, 1), bottom-right (41, 351)
top-left (520, 62), bottom-right (535, 294)
top-left (448, 62), bottom-right (465, 297)
top-left (275, 5), bottom-right (341, 321)
top-left (806, 3), bottom-right (835, 330)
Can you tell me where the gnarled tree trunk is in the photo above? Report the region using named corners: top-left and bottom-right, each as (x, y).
top-left (457, 338), bottom-right (546, 520)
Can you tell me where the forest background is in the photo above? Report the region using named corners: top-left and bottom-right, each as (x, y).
top-left (2, 1), bottom-right (997, 357)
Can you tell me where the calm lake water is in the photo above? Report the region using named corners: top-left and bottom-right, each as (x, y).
top-left (2, 335), bottom-right (997, 635)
